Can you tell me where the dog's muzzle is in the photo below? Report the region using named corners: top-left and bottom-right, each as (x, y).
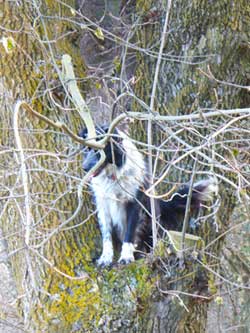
top-left (82, 149), bottom-right (99, 170)
top-left (82, 149), bottom-right (106, 177)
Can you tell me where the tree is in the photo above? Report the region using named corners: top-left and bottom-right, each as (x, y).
top-left (0, 0), bottom-right (249, 332)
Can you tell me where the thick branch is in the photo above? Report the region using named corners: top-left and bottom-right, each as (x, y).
top-left (18, 99), bottom-right (250, 148)
top-left (19, 101), bottom-right (104, 147)
top-left (127, 108), bottom-right (250, 122)
top-left (61, 54), bottom-right (97, 140)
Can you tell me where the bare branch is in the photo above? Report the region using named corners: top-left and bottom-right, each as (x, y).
top-left (13, 101), bottom-right (38, 294)
top-left (199, 65), bottom-right (250, 90)
top-left (13, 101), bottom-right (33, 246)
top-left (181, 158), bottom-right (197, 252)
top-left (61, 54), bottom-right (97, 140)
top-left (18, 100), bottom-right (105, 147)
top-left (148, 0), bottom-right (172, 248)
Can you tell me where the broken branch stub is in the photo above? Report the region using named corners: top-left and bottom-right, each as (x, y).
top-left (61, 54), bottom-right (97, 144)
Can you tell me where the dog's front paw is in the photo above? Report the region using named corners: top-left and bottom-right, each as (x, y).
top-left (97, 255), bottom-right (113, 267)
top-left (118, 257), bottom-right (134, 265)
top-left (97, 240), bottom-right (113, 267)
top-left (118, 242), bottom-right (135, 265)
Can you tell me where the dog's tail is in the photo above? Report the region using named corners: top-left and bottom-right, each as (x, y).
top-left (134, 179), bottom-right (218, 254)
top-left (159, 178), bottom-right (218, 230)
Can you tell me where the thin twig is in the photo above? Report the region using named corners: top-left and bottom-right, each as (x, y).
top-left (148, 0), bottom-right (172, 248)
top-left (181, 158), bottom-right (197, 252)
top-left (13, 101), bottom-right (38, 293)
top-left (30, 248), bottom-right (89, 280)
top-left (146, 113), bottom-right (249, 194)
top-left (18, 101), bottom-right (104, 147)
top-left (199, 65), bottom-right (250, 90)
top-left (203, 219), bottom-right (250, 251)
top-left (196, 257), bottom-right (250, 290)
top-left (13, 101), bottom-right (32, 246)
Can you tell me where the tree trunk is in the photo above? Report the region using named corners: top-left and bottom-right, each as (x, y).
top-left (0, 0), bottom-right (249, 332)
top-left (132, 0), bottom-right (250, 330)
top-left (0, 1), bottom-right (98, 332)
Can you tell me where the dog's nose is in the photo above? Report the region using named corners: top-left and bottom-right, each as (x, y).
top-left (82, 160), bottom-right (92, 171)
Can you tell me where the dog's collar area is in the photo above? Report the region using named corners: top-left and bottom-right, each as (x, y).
top-left (110, 173), bottom-right (117, 181)
top-left (92, 166), bottom-right (117, 181)
top-left (107, 171), bottom-right (117, 181)
top-left (92, 167), bottom-right (103, 177)
top-left (91, 160), bottom-right (109, 177)
top-left (92, 166), bottom-right (105, 177)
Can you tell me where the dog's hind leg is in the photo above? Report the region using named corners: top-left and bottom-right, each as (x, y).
top-left (118, 201), bottom-right (140, 264)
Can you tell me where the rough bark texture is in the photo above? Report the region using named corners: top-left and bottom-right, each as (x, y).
top-left (132, 1), bottom-right (250, 332)
top-left (0, 0), bottom-right (249, 332)
top-left (0, 1), bottom-right (98, 332)
top-left (132, 0), bottom-right (250, 331)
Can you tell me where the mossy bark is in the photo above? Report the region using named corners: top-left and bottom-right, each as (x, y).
top-left (133, 0), bottom-right (250, 331)
top-left (0, 1), bottom-right (97, 332)
top-left (0, 0), bottom-right (249, 332)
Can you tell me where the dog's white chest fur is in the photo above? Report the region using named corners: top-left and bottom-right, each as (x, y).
top-left (91, 131), bottom-right (146, 220)
top-left (90, 132), bottom-right (146, 265)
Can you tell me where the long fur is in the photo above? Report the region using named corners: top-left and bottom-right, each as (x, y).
top-left (81, 127), bottom-right (218, 266)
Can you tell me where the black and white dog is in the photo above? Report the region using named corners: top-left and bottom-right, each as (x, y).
top-left (81, 126), bottom-right (217, 266)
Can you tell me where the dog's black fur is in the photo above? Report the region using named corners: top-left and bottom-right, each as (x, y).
top-left (81, 126), bottom-right (217, 266)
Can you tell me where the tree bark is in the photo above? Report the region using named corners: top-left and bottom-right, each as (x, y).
top-left (0, 0), bottom-right (249, 332)
top-left (0, 1), bottom-right (98, 332)
top-left (132, 0), bottom-right (250, 331)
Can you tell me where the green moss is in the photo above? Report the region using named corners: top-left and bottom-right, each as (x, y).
top-left (40, 257), bottom-right (156, 332)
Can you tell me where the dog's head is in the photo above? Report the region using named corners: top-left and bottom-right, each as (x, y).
top-left (80, 126), bottom-right (125, 177)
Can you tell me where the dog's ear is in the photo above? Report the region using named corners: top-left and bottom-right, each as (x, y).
top-left (79, 126), bottom-right (106, 141)
top-left (79, 126), bottom-right (114, 140)
top-left (101, 126), bottom-right (123, 143)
